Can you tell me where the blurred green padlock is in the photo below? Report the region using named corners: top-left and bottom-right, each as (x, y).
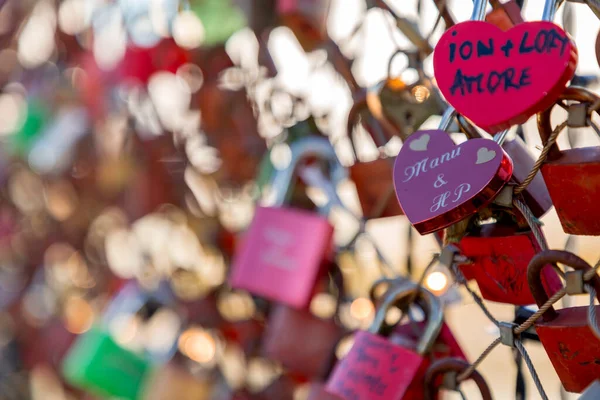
top-left (62, 325), bottom-right (152, 400)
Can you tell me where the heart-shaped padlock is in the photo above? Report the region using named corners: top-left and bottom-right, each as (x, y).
top-left (434, 21), bottom-right (577, 133)
top-left (393, 130), bottom-right (513, 234)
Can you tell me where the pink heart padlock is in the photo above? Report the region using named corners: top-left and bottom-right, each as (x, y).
top-left (434, 21), bottom-right (577, 133)
top-left (393, 130), bottom-right (513, 234)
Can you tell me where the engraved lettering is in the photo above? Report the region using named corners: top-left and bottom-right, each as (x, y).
top-left (452, 183), bottom-right (472, 203)
top-left (403, 158), bottom-right (429, 182)
top-left (431, 192), bottom-right (451, 212)
top-left (433, 174), bottom-right (447, 189)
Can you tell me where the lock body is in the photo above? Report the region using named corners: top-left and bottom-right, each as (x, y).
top-left (392, 321), bottom-right (466, 361)
top-left (62, 325), bottom-right (152, 400)
top-left (325, 331), bottom-right (429, 400)
top-left (541, 158), bottom-right (600, 235)
top-left (143, 363), bottom-right (214, 400)
top-left (536, 307), bottom-right (600, 393)
top-left (230, 206), bottom-right (334, 308)
top-left (262, 304), bottom-right (344, 379)
top-left (459, 230), bottom-right (562, 305)
top-left (350, 158), bottom-right (404, 219)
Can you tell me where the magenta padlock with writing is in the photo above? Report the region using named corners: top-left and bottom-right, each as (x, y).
top-left (261, 265), bottom-right (346, 379)
top-left (393, 129), bottom-right (513, 234)
top-left (230, 137), bottom-right (344, 308)
top-left (457, 218), bottom-right (562, 305)
top-left (528, 250), bottom-right (600, 393)
top-left (325, 283), bottom-right (443, 400)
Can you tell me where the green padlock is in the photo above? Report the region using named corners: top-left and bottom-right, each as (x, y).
top-left (61, 282), bottom-right (182, 399)
top-left (191, 0), bottom-right (247, 46)
top-left (62, 325), bottom-right (152, 400)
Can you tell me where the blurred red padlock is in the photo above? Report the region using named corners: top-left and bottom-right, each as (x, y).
top-left (424, 358), bottom-right (492, 400)
top-left (261, 266), bottom-right (346, 380)
top-left (229, 137), bottom-right (342, 309)
top-left (277, 0), bottom-right (330, 51)
top-left (485, 0), bottom-right (524, 31)
top-left (326, 283), bottom-right (443, 400)
top-left (528, 250), bottom-right (600, 393)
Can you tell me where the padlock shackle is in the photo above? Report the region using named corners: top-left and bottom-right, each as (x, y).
top-left (368, 276), bottom-right (413, 305)
top-left (423, 358), bottom-right (492, 400)
top-left (537, 86), bottom-right (600, 161)
top-left (266, 136), bottom-right (346, 207)
top-left (528, 250), bottom-right (600, 322)
top-left (368, 282), bottom-right (443, 354)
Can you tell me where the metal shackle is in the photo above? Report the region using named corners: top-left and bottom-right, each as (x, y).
top-left (264, 136), bottom-right (347, 207)
top-left (368, 281), bottom-right (443, 355)
top-left (527, 250), bottom-right (600, 322)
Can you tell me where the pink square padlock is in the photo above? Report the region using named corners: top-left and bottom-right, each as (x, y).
top-left (229, 206), bottom-right (334, 309)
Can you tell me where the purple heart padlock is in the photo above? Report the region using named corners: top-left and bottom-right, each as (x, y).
top-left (393, 130), bottom-right (513, 234)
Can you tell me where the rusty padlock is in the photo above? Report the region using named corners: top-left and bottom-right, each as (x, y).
top-left (229, 136), bottom-right (345, 309)
top-left (528, 250), bottom-right (600, 393)
top-left (277, 0), bottom-right (330, 52)
top-left (485, 0), bottom-right (524, 31)
top-left (261, 265), bottom-right (346, 380)
top-left (537, 87), bottom-right (600, 235)
top-left (423, 358), bottom-right (492, 400)
top-left (325, 282), bottom-right (443, 399)
top-left (456, 213), bottom-right (562, 305)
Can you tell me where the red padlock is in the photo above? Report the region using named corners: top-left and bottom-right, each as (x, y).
top-left (326, 283), bottom-right (443, 399)
top-left (423, 358), bottom-right (492, 400)
top-left (229, 137), bottom-right (341, 309)
top-left (457, 217), bottom-right (562, 305)
top-left (261, 266), bottom-right (346, 380)
top-left (528, 250), bottom-right (600, 393)
top-left (537, 87), bottom-right (600, 235)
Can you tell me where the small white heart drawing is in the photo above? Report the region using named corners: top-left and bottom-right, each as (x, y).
top-left (409, 134), bottom-right (430, 151)
top-left (476, 148), bottom-right (496, 164)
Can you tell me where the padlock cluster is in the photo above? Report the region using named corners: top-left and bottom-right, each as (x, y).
top-left (3, 0), bottom-right (600, 400)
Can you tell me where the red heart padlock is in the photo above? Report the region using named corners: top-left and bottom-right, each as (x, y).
top-left (325, 283), bottom-right (443, 400)
top-left (457, 218), bottom-right (562, 305)
top-left (434, 21), bottom-right (577, 133)
top-left (537, 87), bottom-right (600, 236)
top-left (393, 129), bottom-right (513, 234)
top-left (229, 137), bottom-right (341, 308)
top-left (528, 250), bottom-right (600, 393)
top-left (424, 358), bottom-right (492, 400)
top-left (261, 267), bottom-right (346, 380)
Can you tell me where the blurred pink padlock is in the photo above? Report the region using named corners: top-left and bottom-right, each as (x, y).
top-left (229, 137), bottom-right (345, 309)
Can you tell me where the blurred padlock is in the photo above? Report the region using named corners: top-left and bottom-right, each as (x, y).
top-left (307, 383), bottom-right (343, 400)
top-left (456, 213), bottom-right (562, 305)
top-left (537, 87), bottom-right (600, 235)
top-left (485, 0), bottom-right (524, 31)
top-left (277, 0), bottom-right (330, 51)
top-left (142, 362), bottom-right (214, 400)
top-left (528, 250), bottom-right (600, 393)
top-left (326, 282), bottom-right (443, 399)
top-left (62, 282), bottom-right (182, 399)
top-left (230, 136), bottom-right (345, 309)
top-left (424, 358), bottom-right (492, 400)
top-left (262, 265), bottom-right (346, 380)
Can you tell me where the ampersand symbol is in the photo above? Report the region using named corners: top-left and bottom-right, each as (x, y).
top-left (433, 174), bottom-right (448, 188)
